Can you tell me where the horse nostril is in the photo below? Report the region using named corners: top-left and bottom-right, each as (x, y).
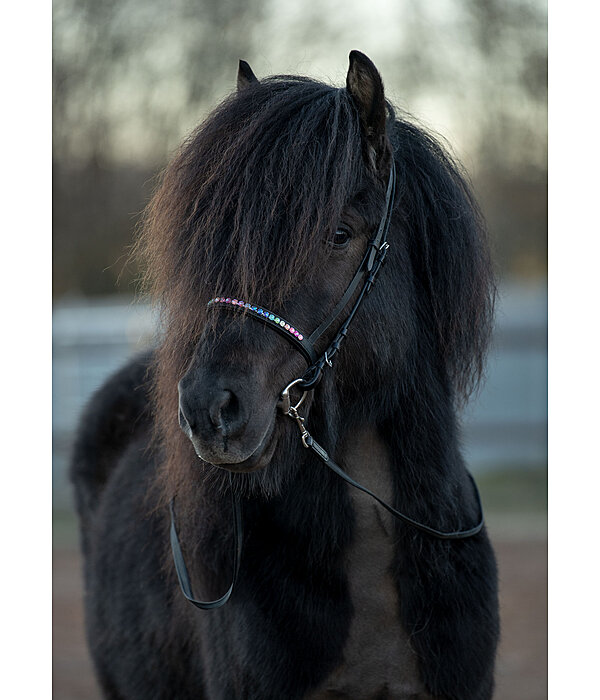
top-left (178, 381), bottom-right (246, 441)
top-left (208, 390), bottom-right (238, 431)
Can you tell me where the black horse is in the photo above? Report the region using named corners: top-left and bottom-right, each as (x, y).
top-left (72, 51), bottom-right (499, 699)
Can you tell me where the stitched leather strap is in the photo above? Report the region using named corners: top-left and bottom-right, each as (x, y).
top-left (207, 299), bottom-right (317, 364)
top-left (304, 433), bottom-right (484, 539)
top-left (307, 160), bottom-right (396, 348)
top-left (169, 484), bottom-right (243, 610)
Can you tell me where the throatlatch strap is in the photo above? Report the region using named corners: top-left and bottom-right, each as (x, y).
top-left (170, 482), bottom-right (243, 610)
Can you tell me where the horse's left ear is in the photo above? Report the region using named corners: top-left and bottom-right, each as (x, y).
top-left (237, 60), bottom-right (259, 91)
top-left (346, 50), bottom-right (389, 172)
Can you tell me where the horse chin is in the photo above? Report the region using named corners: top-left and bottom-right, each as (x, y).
top-left (192, 418), bottom-right (278, 473)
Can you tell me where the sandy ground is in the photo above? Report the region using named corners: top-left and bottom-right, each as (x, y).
top-left (53, 525), bottom-right (547, 700)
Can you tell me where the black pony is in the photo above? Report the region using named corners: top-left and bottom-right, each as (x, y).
top-left (72, 51), bottom-right (499, 699)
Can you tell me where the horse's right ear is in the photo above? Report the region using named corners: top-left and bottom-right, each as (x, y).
top-left (237, 60), bottom-right (259, 91)
top-left (346, 50), bottom-right (389, 172)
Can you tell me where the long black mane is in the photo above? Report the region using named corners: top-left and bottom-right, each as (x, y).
top-left (140, 76), bottom-right (368, 318)
top-left (389, 118), bottom-right (494, 399)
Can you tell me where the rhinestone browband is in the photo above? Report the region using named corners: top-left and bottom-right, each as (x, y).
top-left (208, 297), bottom-right (306, 341)
top-left (207, 296), bottom-right (318, 363)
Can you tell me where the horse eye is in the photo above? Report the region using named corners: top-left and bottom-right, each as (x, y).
top-left (332, 228), bottom-right (351, 248)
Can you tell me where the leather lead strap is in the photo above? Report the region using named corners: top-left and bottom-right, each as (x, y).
top-left (169, 479), bottom-right (243, 610)
top-left (304, 434), bottom-right (484, 540)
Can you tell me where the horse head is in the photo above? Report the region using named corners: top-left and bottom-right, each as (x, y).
top-left (169, 53), bottom-right (398, 472)
top-left (140, 51), bottom-right (493, 498)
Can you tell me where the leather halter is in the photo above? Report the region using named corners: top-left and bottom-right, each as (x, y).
top-left (206, 159), bottom-right (397, 389)
top-left (170, 158), bottom-right (485, 611)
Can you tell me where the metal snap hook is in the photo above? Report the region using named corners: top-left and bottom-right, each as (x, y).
top-left (279, 377), bottom-right (308, 416)
top-left (279, 378), bottom-right (312, 448)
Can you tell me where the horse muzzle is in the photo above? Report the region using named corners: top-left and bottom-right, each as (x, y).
top-left (177, 371), bottom-right (279, 472)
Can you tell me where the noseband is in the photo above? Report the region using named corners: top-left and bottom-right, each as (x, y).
top-left (170, 158), bottom-right (485, 611)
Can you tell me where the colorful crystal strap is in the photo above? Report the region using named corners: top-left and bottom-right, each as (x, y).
top-left (207, 297), bottom-right (317, 364)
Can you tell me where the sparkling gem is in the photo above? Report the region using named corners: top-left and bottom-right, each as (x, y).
top-left (298, 334), bottom-right (304, 341)
top-left (285, 324), bottom-right (290, 330)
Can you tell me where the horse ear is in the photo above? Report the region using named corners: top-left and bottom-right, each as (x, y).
top-left (237, 60), bottom-right (259, 91)
top-left (346, 50), bottom-right (389, 172)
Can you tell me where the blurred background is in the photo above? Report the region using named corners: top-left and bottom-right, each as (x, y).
top-left (52, 1), bottom-right (547, 698)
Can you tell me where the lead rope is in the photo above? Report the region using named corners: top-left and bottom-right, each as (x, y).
top-left (170, 473), bottom-right (243, 610)
top-left (280, 380), bottom-right (485, 540)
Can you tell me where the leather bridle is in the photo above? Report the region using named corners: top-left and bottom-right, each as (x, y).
top-left (170, 158), bottom-right (485, 611)
top-left (207, 158), bottom-right (396, 390)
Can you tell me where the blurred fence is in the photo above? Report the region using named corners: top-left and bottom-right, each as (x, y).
top-left (52, 282), bottom-right (547, 507)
